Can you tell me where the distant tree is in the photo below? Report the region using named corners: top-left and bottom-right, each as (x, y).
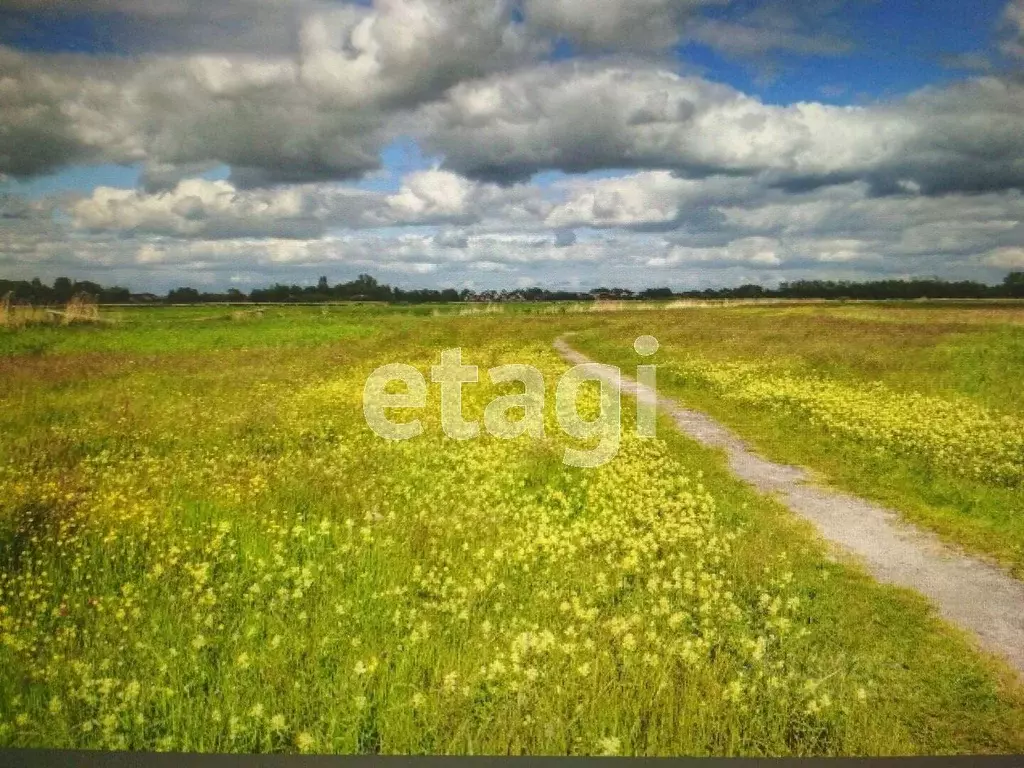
top-left (53, 276), bottom-right (74, 302)
top-left (74, 280), bottom-right (103, 298)
top-left (733, 284), bottom-right (766, 299)
top-left (639, 287), bottom-right (674, 299)
top-left (168, 287), bottom-right (201, 304)
top-left (4, 271), bottom-right (1020, 306)
top-left (250, 284), bottom-right (294, 302)
top-left (354, 274), bottom-right (377, 290)
top-left (1005, 272), bottom-right (1024, 298)
top-left (99, 286), bottom-right (131, 304)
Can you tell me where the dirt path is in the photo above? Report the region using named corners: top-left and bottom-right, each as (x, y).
top-left (554, 336), bottom-right (1024, 679)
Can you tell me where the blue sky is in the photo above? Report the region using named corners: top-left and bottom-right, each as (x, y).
top-left (1, 0), bottom-right (1022, 291)
top-left (695, 0), bottom-right (1010, 101)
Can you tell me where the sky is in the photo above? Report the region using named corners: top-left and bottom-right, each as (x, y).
top-left (1, 0), bottom-right (1023, 293)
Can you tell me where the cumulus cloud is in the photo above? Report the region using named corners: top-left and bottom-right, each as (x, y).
top-left (0, 48), bottom-right (135, 176)
top-left (544, 171), bottom-right (758, 229)
top-left (383, 169), bottom-right (547, 225)
top-left (1001, 0), bottom-right (1024, 58)
top-left (421, 62), bottom-right (1024, 196)
top-left (0, 0), bottom-right (876, 185)
top-left (2, 0), bottom-right (853, 60)
top-left (0, 46), bottom-right (389, 184)
top-left (650, 236), bottom-right (785, 268)
top-left (122, 230), bottom-right (612, 276)
top-left (2, 0), bottom-right (1023, 290)
top-left (5, 2), bottom-right (1022, 197)
top-left (520, 0), bottom-right (856, 57)
top-left (384, 170), bottom-right (479, 224)
top-left (983, 246), bottom-right (1024, 269)
top-left (66, 169), bottom-right (548, 238)
top-left (433, 230), bottom-right (470, 248)
top-left (863, 76), bottom-right (1024, 195)
top-left (683, 0), bottom-right (858, 62)
top-left (522, 0), bottom-right (715, 51)
top-left (132, 55), bottom-right (388, 186)
top-left (688, 18), bottom-right (852, 59)
top-left (419, 63), bottom-right (905, 183)
top-left (0, 1), bottom-right (532, 184)
top-left (0, 1), bottom-right (534, 185)
top-left (298, 0), bottom-right (535, 107)
top-left (545, 172), bottom-right (689, 228)
top-left (71, 179), bottom-right (339, 238)
top-left (1, 192), bottom-right (42, 221)
top-left (139, 162), bottom-right (225, 193)
top-left (6, 164), bottom-right (1016, 291)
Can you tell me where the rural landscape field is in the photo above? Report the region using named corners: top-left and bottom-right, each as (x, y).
top-left (4, 0), bottom-right (1024, 758)
top-left (2, 300), bottom-right (1023, 755)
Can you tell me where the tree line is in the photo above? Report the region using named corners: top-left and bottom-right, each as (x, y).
top-left (3, 272), bottom-right (1024, 305)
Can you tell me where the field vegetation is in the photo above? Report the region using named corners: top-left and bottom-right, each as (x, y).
top-left (574, 303), bottom-right (1024, 576)
top-left (1, 306), bottom-right (1023, 754)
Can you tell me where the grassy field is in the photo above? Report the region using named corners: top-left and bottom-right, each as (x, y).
top-left (1, 304), bottom-right (1023, 755)
top-left (574, 302), bottom-right (1024, 577)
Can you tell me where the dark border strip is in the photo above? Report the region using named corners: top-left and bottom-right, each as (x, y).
top-left (1, 753), bottom-right (1022, 768)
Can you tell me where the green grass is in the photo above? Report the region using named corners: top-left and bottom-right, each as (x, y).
top-left (571, 303), bottom-right (1024, 576)
top-left (0, 306), bottom-right (393, 357)
top-left (0, 307), bottom-right (1022, 754)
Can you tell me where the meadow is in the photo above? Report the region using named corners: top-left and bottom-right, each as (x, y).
top-left (573, 302), bottom-right (1024, 577)
top-left (1, 303), bottom-right (1023, 755)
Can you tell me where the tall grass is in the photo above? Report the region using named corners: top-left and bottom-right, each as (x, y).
top-left (62, 293), bottom-right (101, 325)
top-left (0, 293), bottom-right (50, 329)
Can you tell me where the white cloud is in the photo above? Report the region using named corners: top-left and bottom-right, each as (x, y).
top-left (64, 169), bottom-right (552, 239)
top-left (422, 63), bottom-right (1024, 196)
top-left (5, 9), bottom-right (1023, 196)
top-left (70, 178), bottom-right (385, 238)
top-left (651, 237), bottom-right (784, 267)
top-left (299, 0), bottom-right (535, 106)
top-left (545, 171), bottom-right (758, 228)
top-left (383, 169), bottom-right (549, 225)
top-left (385, 170), bottom-right (478, 223)
top-left (421, 63), bottom-right (914, 183)
top-left (1001, 0), bottom-right (1024, 58)
top-left (2, 0), bottom-right (1024, 290)
top-left (521, 0), bottom-right (854, 57)
top-left (4, 165), bottom-right (1020, 290)
top-left (688, 18), bottom-right (852, 59)
top-left (522, 0), bottom-right (714, 50)
top-left (0, 2), bottom-right (529, 184)
top-left (984, 246), bottom-right (1024, 268)
top-left (545, 172), bottom-right (688, 228)
top-left (0, 46), bottom-right (388, 184)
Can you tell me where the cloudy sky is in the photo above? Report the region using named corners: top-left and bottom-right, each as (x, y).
top-left (1, 0), bottom-right (1023, 292)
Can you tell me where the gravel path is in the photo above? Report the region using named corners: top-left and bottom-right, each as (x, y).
top-left (555, 336), bottom-right (1024, 679)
